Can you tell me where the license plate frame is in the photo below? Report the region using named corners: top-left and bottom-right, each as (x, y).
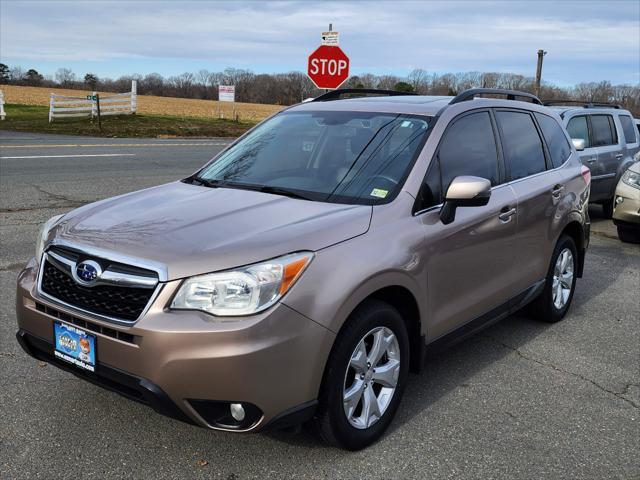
top-left (53, 321), bottom-right (97, 372)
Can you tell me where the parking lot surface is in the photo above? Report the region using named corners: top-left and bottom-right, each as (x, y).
top-left (1, 132), bottom-right (638, 479)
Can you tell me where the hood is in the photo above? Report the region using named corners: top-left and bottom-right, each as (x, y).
top-left (51, 182), bottom-right (372, 280)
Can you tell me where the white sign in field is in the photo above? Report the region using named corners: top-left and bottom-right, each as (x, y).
top-left (321, 31), bottom-right (339, 46)
top-left (218, 85), bottom-right (236, 102)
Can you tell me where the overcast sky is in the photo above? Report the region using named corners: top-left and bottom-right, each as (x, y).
top-left (1, 0), bottom-right (638, 86)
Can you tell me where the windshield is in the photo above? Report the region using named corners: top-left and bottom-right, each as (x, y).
top-left (194, 111), bottom-right (431, 204)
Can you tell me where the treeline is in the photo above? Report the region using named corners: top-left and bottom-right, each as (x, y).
top-left (1, 63), bottom-right (638, 114)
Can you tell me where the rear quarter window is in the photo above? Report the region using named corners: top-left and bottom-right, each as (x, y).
top-left (619, 115), bottom-right (638, 144)
top-left (535, 113), bottom-right (572, 168)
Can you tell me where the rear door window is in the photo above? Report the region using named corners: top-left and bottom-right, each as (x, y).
top-left (567, 116), bottom-right (590, 148)
top-left (590, 115), bottom-right (616, 146)
top-left (535, 113), bottom-right (572, 168)
top-left (495, 111), bottom-right (547, 180)
top-left (619, 115), bottom-right (638, 145)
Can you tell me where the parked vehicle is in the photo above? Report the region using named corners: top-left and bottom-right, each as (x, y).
top-left (544, 101), bottom-right (639, 218)
top-left (16, 88), bottom-right (591, 450)
top-left (613, 161), bottom-right (640, 243)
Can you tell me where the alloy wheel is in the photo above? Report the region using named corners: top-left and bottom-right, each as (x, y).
top-left (552, 248), bottom-right (574, 310)
top-left (342, 326), bottom-right (401, 429)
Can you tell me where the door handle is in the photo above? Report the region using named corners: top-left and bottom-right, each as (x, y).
top-left (587, 157), bottom-right (597, 164)
top-left (498, 207), bottom-right (516, 222)
top-left (551, 184), bottom-right (564, 197)
top-left (615, 153), bottom-right (623, 159)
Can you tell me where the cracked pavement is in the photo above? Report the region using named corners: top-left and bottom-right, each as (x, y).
top-left (1, 132), bottom-right (639, 479)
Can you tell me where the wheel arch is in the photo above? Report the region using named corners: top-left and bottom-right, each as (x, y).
top-left (558, 220), bottom-right (586, 277)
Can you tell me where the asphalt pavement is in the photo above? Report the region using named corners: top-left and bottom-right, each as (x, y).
top-left (1, 132), bottom-right (638, 479)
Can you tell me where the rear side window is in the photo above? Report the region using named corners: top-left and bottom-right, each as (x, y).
top-left (535, 113), bottom-right (572, 168)
top-left (438, 111), bottom-right (500, 191)
top-left (591, 115), bottom-right (616, 146)
top-left (496, 111), bottom-right (547, 180)
top-left (619, 115), bottom-right (638, 144)
top-left (567, 116), bottom-right (590, 148)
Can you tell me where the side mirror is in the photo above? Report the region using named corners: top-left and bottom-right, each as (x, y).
top-left (572, 138), bottom-right (586, 151)
top-left (440, 176), bottom-right (491, 225)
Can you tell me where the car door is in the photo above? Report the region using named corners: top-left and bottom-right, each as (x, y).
top-left (566, 114), bottom-right (600, 177)
top-left (416, 110), bottom-right (519, 340)
top-left (589, 114), bottom-right (620, 202)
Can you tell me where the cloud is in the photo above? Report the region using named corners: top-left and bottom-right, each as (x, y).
top-left (1, 0), bottom-right (638, 84)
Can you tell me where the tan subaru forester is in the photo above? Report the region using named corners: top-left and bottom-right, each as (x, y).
top-left (16, 88), bottom-right (591, 450)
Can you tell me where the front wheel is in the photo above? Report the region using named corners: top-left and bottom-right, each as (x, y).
top-left (313, 299), bottom-right (409, 450)
top-left (529, 235), bottom-right (578, 323)
top-left (617, 225), bottom-right (640, 244)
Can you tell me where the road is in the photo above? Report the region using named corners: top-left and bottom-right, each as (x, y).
top-left (1, 132), bottom-right (639, 479)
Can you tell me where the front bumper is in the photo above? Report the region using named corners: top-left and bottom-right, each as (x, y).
top-left (613, 182), bottom-right (640, 226)
top-left (16, 260), bottom-right (335, 431)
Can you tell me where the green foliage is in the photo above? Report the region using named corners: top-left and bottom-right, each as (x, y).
top-left (393, 82), bottom-right (415, 93)
top-left (0, 63), bottom-right (9, 83)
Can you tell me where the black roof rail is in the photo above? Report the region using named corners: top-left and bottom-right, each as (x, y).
top-left (312, 88), bottom-right (417, 102)
top-left (449, 88), bottom-right (542, 105)
top-left (543, 99), bottom-right (621, 109)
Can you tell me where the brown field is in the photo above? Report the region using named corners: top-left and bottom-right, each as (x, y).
top-left (0, 84), bottom-right (284, 121)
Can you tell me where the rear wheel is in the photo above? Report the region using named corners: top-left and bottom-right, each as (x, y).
top-left (313, 299), bottom-right (409, 450)
top-left (529, 235), bottom-right (578, 323)
top-left (617, 225), bottom-right (640, 244)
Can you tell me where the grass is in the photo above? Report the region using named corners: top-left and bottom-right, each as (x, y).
top-left (0, 104), bottom-right (257, 138)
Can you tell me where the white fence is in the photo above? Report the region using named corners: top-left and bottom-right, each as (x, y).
top-left (0, 90), bottom-right (5, 120)
top-left (49, 80), bottom-right (137, 122)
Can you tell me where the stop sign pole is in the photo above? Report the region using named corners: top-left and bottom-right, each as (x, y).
top-left (307, 27), bottom-right (350, 90)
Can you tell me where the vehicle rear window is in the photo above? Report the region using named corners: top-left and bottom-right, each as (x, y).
top-left (567, 116), bottom-right (590, 148)
top-left (591, 115), bottom-right (617, 147)
top-left (438, 111), bottom-right (500, 192)
top-left (496, 111), bottom-right (547, 180)
top-left (197, 111), bottom-right (431, 205)
top-left (619, 115), bottom-right (638, 144)
top-left (535, 113), bottom-right (572, 168)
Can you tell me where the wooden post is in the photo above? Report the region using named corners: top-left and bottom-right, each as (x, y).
top-left (48, 93), bottom-right (54, 123)
top-left (95, 93), bottom-right (102, 133)
top-left (131, 80), bottom-right (137, 113)
top-left (535, 49), bottom-right (546, 98)
top-left (91, 91), bottom-right (97, 118)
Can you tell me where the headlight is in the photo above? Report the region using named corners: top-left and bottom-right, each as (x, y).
top-left (621, 168), bottom-right (640, 190)
top-left (171, 252), bottom-right (313, 316)
top-left (35, 214), bottom-right (65, 261)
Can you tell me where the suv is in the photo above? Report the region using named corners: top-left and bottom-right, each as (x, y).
top-left (544, 101), bottom-right (639, 218)
top-left (16, 88), bottom-right (590, 450)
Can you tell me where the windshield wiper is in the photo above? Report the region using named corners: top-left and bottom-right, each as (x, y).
top-left (189, 176), bottom-right (226, 188)
top-left (258, 185), bottom-right (315, 201)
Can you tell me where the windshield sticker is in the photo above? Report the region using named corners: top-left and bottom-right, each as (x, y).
top-left (401, 120), bottom-right (412, 128)
top-left (370, 188), bottom-right (388, 198)
top-left (302, 141), bottom-right (315, 152)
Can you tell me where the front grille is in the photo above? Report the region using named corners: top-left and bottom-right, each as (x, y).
top-left (41, 260), bottom-right (156, 322)
top-left (35, 302), bottom-right (136, 344)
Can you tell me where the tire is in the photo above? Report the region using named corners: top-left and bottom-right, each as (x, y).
top-left (529, 235), bottom-right (578, 323)
top-left (617, 225), bottom-right (640, 244)
top-left (601, 198), bottom-right (614, 219)
top-left (313, 299), bottom-right (410, 450)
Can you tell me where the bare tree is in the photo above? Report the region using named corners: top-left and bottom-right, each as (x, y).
top-left (55, 68), bottom-right (75, 86)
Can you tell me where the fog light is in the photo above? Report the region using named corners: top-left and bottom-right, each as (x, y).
top-left (616, 196), bottom-right (624, 205)
top-left (230, 403), bottom-right (245, 422)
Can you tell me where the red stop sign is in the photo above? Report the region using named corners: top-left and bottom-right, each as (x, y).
top-left (307, 45), bottom-right (350, 90)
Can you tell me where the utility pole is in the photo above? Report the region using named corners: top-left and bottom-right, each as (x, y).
top-left (535, 49), bottom-right (547, 98)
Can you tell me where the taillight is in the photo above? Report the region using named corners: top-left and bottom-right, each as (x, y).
top-left (581, 165), bottom-right (591, 185)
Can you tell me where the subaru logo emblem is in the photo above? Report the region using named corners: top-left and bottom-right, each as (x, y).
top-left (73, 260), bottom-right (102, 286)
